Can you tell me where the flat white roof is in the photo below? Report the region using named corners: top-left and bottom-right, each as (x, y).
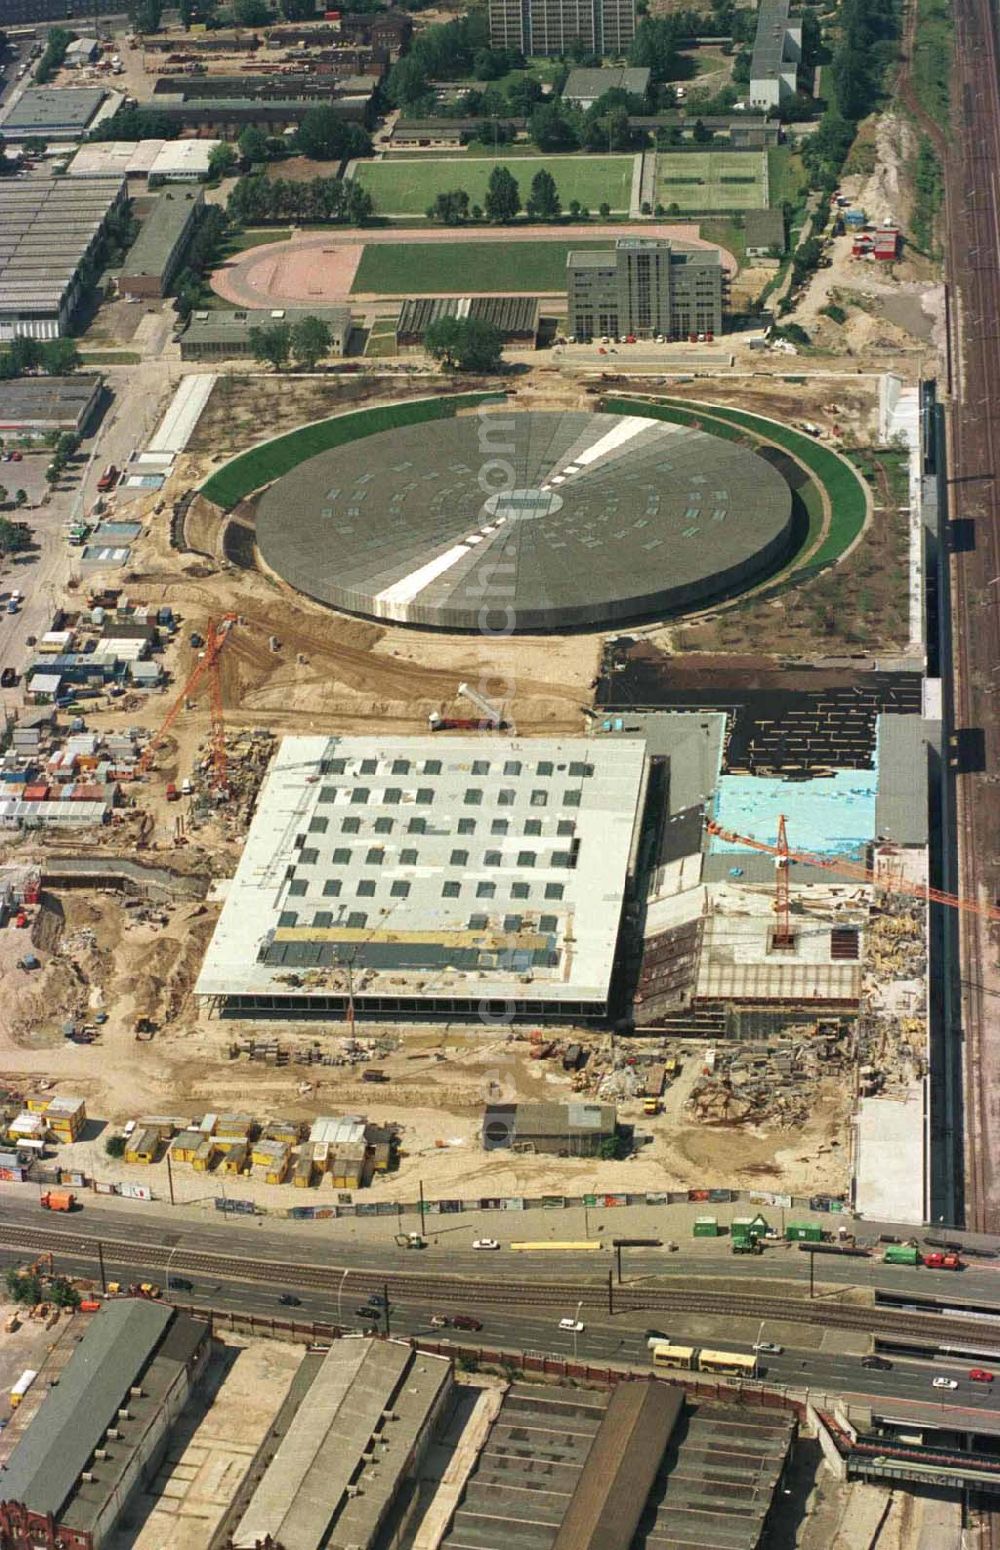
top-left (854, 1086), bottom-right (925, 1224)
top-left (195, 734), bottom-right (647, 1012)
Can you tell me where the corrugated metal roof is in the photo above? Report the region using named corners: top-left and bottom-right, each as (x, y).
top-left (0, 1300), bottom-right (172, 1519)
top-left (875, 714), bottom-right (930, 844)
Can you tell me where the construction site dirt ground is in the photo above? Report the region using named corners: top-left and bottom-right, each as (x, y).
top-left (106, 1335), bottom-right (301, 1550)
top-left (0, 886), bottom-right (852, 1201)
top-left (0, 1298), bottom-right (75, 1466)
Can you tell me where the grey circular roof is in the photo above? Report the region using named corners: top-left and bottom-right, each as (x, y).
top-left (255, 409), bottom-right (794, 632)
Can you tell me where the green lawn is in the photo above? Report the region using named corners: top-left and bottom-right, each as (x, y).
top-left (655, 150), bottom-right (767, 212)
top-left (353, 154), bottom-right (637, 216)
top-left (352, 239), bottom-right (614, 295)
top-left (223, 227), bottom-right (292, 255)
top-left (200, 392), bottom-right (503, 510)
top-left (766, 146), bottom-right (807, 210)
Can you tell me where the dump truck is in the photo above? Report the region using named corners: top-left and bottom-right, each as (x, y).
top-left (40, 1189), bottom-right (76, 1212)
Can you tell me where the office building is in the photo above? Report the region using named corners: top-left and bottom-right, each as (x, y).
top-left (566, 237), bottom-right (724, 341)
top-left (749, 0), bottom-right (801, 108)
top-left (489, 0), bottom-right (636, 58)
top-left (179, 306), bottom-right (352, 361)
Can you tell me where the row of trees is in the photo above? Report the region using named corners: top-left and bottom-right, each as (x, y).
top-left (228, 173), bottom-right (374, 226)
top-left (0, 337), bottom-right (81, 380)
top-left (424, 315), bottom-right (503, 372)
top-left (35, 25), bottom-right (73, 83)
top-left (249, 314), bottom-right (335, 369)
top-left (428, 165), bottom-right (611, 225)
top-left (174, 205), bottom-right (229, 319)
top-left (802, 0), bottom-right (898, 189)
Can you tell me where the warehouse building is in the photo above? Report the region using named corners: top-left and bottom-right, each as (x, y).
top-left (0, 1300), bottom-right (211, 1550)
top-left (0, 374), bottom-right (102, 438)
top-left (395, 295), bottom-right (540, 351)
top-left (567, 237), bottom-right (724, 341)
top-left (232, 1339), bottom-right (452, 1550)
top-left (67, 138), bottom-right (224, 183)
top-left (195, 735), bottom-right (648, 1022)
top-left (2, 87), bottom-right (114, 142)
top-left (119, 187), bottom-right (203, 299)
top-left (0, 178), bottom-right (127, 341)
top-left (179, 305), bottom-right (352, 361)
top-left (749, 0), bottom-right (802, 108)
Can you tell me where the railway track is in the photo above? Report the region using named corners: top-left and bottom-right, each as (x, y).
top-left (4, 1221), bottom-right (1000, 1344)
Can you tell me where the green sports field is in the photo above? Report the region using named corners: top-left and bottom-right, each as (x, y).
top-left (351, 240), bottom-right (614, 295)
top-left (655, 150), bottom-right (767, 212)
top-left (353, 154), bottom-right (637, 216)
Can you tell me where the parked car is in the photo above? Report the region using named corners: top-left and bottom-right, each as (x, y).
top-left (861, 1355), bottom-right (892, 1370)
top-left (559, 1318), bottom-right (585, 1333)
top-left (754, 1342), bottom-right (783, 1354)
top-left (645, 1328), bottom-right (670, 1344)
top-left (171, 1277), bottom-right (194, 1292)
top-left (473, 1238), bottom-right (500, 1251)
top-left (452, 1314), bottom-right (483, 1331)
top-left (932, 1377), bottom-right (958, 1390)
top-left (355, 1305), bottom-right (379, 1319)
top-left (278, 1293), bottom-right (301, 1307)
top-left (969, 1369), bottom-right (994, 1383)
top-left (0, 668), bottom-right (17, 687)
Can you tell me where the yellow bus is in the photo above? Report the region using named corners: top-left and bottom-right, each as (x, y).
top-left (651, 1343), bottom-right (697, 1370)
top-left (507, 1241), bottom-right (604, 1252)
top-left (698, 1349), bottom-right (758, 1378)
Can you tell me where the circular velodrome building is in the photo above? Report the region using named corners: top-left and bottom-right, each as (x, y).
top-left (254, 409), bottom-right (794, 632)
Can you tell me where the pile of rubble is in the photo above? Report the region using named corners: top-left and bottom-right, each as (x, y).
top-left (686, 1023), bottom-right (854, 1129)
top-left (189, 729), bottom-right (277, 835)
top-left (230, 1033), bottom-right (401, 1068)
top-left (857, 897), bottom-right (927, 1094)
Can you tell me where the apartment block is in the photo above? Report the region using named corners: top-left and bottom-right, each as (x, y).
top-left (488, 0), bottom-right (635, 57)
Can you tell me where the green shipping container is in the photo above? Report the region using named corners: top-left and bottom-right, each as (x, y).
top-left (693, 1216), bottom-right (719, 1237)
top-left (786, 1223), bottom-right (823, 1242)
top-left (883, 1243), bottom-right (919, 1265)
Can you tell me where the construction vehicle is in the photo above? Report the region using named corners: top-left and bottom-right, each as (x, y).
top-left (923, 1251), bottom-right (963, 1271)
top-left (139, 613), bottom-right (235, 796)
top-left (643, 1097), bottom-right (662, 1116)
top-left (138, 1282), bottom-right (162, 1298)
top-left (732, 1237), bottom-right (763, 1255)
top-left (361, 1067), bottom-right (389, 1083)
top-left (9, 1369), bottom-right (37, 1408)
top-left (395, 1232), bottom-right (427, 1249)
top-left (39, 1189), bottom-right (75, 1212)
top-left (107, 1281), bottom-right (122, 1295)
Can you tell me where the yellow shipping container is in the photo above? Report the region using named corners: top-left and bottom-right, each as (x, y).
top-left (192, 1139), bottom-right (217, 1172)
top-left (293, 1152), bottom-right (314, 1188)
top-left (220, 1142), bottom-right (247, 1175)
top-left (125, 1127), bottom-right (160, 1165)
top-left (170, 1129), bottom-right (205, 1163)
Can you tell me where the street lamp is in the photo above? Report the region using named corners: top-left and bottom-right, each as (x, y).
top-left (754, 1318), bottom-right (765, 1376)
top-left (337, 1267), bottom-right (350, 1324)
top-left (573, 1299), bottom-right (583, 1362)
top-left (165, 1245), bottom-right (179, 1296)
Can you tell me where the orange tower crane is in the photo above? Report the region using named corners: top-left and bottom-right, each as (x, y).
top-left (706, 818), bottom-right (1000, 926)
top-left (139, 614), bottom-right (237, 793)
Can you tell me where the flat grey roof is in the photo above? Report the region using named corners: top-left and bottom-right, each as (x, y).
top-left (4, 87), bottom-right (107, 134)
top-left (564, 65), bottom-right (651, 99)
top-left (508, 1101), bottom-right (617, 1138)
top-left (0, 374), bottom-right (101, 424)
top-left (744, 207), bottom-right (786, 247)
top-left (751, 0), bottom-right (796, 80)
top-left (0, 178), bottom-right (123, 319)
top-left (0, 1299), bottom-right (173, 1520)
top-left (121, 187), bottom-right (201, 280)
top-left (183, 305), bottom-right (351, 346)
top-left (875, 713), bottom-right (931, 845)
top-left (253, 409), bottom-right (794, 632)
top-left (233, 1340), bottom-right (451, 1550)
top-left (195, 734), bottom-right (647, 1011)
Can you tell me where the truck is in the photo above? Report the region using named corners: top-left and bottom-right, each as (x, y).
top-left (10, 1369), bottom-right (37, 1408)
top-left (394, 1232), bottom-right (426, 1249)
top-left (361, 1068), bottom-right (389, 1083)
top-left (644, 1063), bottom-right (666, 1099)
top-left (732, 1237), bottom-right (763, 1255)
top-left (923, 1251), bottom-right (963, 1271)
top-left (40, 1189), bottom-right (76, 1211)
top-left (96, 464), bottom-right (119, 492)
top-left (883, 1243), bottom-right (920, 1266)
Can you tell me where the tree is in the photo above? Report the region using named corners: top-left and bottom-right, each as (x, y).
top-left (425, 315), bottom-right (504, 372)
top-left (208, 141), bottom-right (238, 179)
top-left (105, 1135), bottom-right (127, 1157)
top-left (598, 200), bottom-right (611, 219)
top-left (49, 1278), bottom-right (81, 1309)
top-left (14, 490), bottom-right (27, 509)
top-left (56, 432), bottom-right (81, 461)
top-left (232, 0), bottom-right (272, 22)
top-left (250, 321), bottom-right (292, 369)
top-left (5, 1269), bottom-right (41, 1305)
top-left (291, 314), bottom-right (332, 369)
top-left (529, 101), bottom-right (578, 152)
top-left (295, 105), bottom-right (371, 161)
top-left (484, 164), bottom-right (520, 223)
top-left (428, 189), bottom-right (470, 225)
top-left (0, 517), bottom-right (30, 552)
top-left (280, 0), bottom-right (315, 15)
top-left (0, 486), bottom-right (8, 508)
top-left (526, 168), bottom-right (560, 221)
top-left (238, 125), bottom-right (269, 164)
top-left (40, 338), bottom-right (80, 374)
top-left (129, 0), bottom-right (163, 30)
